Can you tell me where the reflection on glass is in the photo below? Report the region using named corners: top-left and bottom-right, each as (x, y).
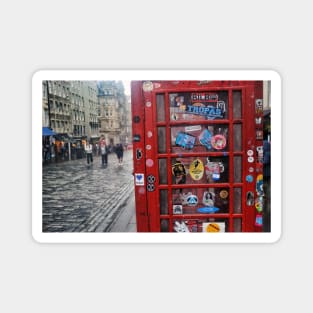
top-left (234, 156), bottom-right (242, 183)
top-left (233, 91), bottom-right (242, 119)
top-left (234, 188), bottom-right (242, 213)
top-left (233, 218), bottom-right (242, 232)
top-left (156, 93), bottom-right (165, 122)
top-left (158, 159), bottom-right (167, 184)
top-left (160, 219), bottom-right (169, 232)
top-left (233, 124), bottom-right (242, 151)
top-left (160, 190), bottom-right (168, 214)
top-left (157, 127), bottom-right (166, 153)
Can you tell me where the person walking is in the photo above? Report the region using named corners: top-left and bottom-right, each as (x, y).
top-left (115, 143), bottom-right (124, 166)
top-left (84, 140), bottom-right (93, 165)
top-left (99, 137), bottom-right (108, 167)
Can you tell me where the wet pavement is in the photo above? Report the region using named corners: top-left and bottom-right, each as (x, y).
top-left (42, 150), bottom-right (136, 232)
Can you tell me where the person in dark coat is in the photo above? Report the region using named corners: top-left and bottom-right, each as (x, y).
top-left (115, 143), bottom-right (124, 165)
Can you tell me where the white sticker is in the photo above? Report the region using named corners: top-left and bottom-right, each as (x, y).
top-left (185, 125), bottom-right (202, 132)
top-left (248, 156), bottom-right (254, 163)
top-left (135, 173), bottom-right (145, 186)
top-left (247, 150), bottom-right (254, 156)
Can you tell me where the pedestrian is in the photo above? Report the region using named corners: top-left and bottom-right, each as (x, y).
top-left (99, 137), bottom-right (108, 167)
top-left (84, 140), bottom-right (93, 165)
top-left (115, 143), bottom-right (124, 165)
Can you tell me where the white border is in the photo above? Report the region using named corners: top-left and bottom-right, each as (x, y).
top-left (32, 70), bottom-right (282, 244)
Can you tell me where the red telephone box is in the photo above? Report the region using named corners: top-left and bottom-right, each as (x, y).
top-left (131, 80), bottom-right (265, 232)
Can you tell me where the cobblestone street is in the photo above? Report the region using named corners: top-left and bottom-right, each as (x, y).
top-left (42, 150), bottom-right (136, 232)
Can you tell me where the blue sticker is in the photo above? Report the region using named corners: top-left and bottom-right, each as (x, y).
top-left (186, 194), bottom-right (198, 206)
top-left (199, 129), bottom-right (212, 150)
top-left (246, 175), bottom-right (254, 183)
top-left (197, 206), bottom-right (220, 213)
top-left (175, 132), bottom-right (196, 149)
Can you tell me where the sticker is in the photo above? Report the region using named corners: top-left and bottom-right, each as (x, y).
top-left (189, 158), bottom-right (204, 181)
top-left (255, 99), bottom-right (263, 114)
top-left (135, 173), bottom-right (145, 186)
top-left (142, 81), bottom-right (153, 92)
top-left (147, 175), bottom-right (156, 183)
top-left (205, 159), bottom-right (224, 181)
top-left (146, 101), bottom-right (152, 107)
top-left (197, 207), bottom-right (220, 213)
top-left (202, 222), bottom-right (225, 232)
top-left (211, 134), bottom-right (226, 150)
top-left (147, 184), bottom-right (155, 192)
top-left (246, 175), bottom-right (254, 183)
top-left (133, 134), bottom-right (141, 142)
top-left (255, 117), bottom-right (262, 125)
top-left (256, 146), bottom-right (263, 162)
top-left (203, 191), bottom-right (215, 206)
top-left (219, 190), bottom-right (229, 199)
top-left (248, 156), bottom-right (254, 163)
top-left (247, 150), bottom-right (254, 156)
top-left (174, 221), bottom-right (190, 232)
top-left (146, 144), bottom-right (152, 150)
top-left (248, 167), bottom-right (254, 173)
top-left (146, 159), bottom-right (154, 167)
top-left (172, 161), bottom-right (186, 184)
top-left (246, 191), bottom-right (254, 206)
top-left (147, 131), bottom-right (153, 138)
top-left (256, 130), bottom-right (263, 140)
top-left (173, 205), bottom-right (183, 215)
top-left (175, 132), bottom-right (196, 149)
top-left (255, 197), bottom-right (264, 212)
top-left (199, 129), bottom-right (213, 150)
top-left (186, 194), bottom-right (198, 206)
top-left (136, 149), bottom-right (142, 160)
top-left (256, 174), bottom-right (264, 196)
top-left (184, 102), bottom-right (225, 119)
top-left (255, 214), bottom-right (263, 227)
top-left (185, 125), bottom-right (202, 132)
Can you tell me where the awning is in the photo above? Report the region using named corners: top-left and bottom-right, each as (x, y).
top-left (42, 127), bottom-right (56, 136)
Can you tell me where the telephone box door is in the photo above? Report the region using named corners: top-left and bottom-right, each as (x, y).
top-left (131, 80), bottom-right (264, 232)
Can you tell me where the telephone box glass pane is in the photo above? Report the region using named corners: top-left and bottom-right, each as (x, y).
top-left (157, 127), bottom-right (166, 153)
top-left (233, 124), bottom-right (242, 152)
top-left (171, 124), bottom-right (229, 153)
top-left (234, 156), bottom-right (242, 183)
top-left (159, 189), bottom-right (168, 214)
top-left (156, 93), bottom-right (165, 122)
top-left (169, 91), bottom-right (228, 121)
top-left (172, 156), bottom-right (229, 185)
top-left (233, 91), bottom-right (242, 119)
top-left (158, 159), bottom-right (167, 184)
top-left (233, 218), bottom-right (242, 232)
top-left (234, 188), bottom-right (242, 213)
top-left (172, 187), bottom-right (230, 214)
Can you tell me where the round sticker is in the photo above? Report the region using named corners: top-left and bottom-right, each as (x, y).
top-left (147, 131), bottom-right (153, 138)
top-left (246, 175), bottom-right (253, 183)
top-left (146, 144), bottom-right (152, 150)
top-left (146, 159), bottom-right (154, 167)
top-left (247, 150), bottom-right (254, 156)
top-left (219, 190), bottom-right (229, 199)
top-left (211, 134), bottom-right (226, 150)
top-left (248, 156), bottom-right (254, 163)
top-left (248, 167), bottom-right (254, 173)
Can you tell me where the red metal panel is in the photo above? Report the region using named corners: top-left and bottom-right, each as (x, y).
top-left (131, 81), bottom-right (149, 232)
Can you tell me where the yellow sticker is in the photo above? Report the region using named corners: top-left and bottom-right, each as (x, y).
top-left (189, 159), bottom-right (204, 181)
top-left (206, 223), bottom-right (220, 232)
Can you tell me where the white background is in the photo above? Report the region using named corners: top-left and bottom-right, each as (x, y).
top-left (0, 1), bottom-right (310, 312)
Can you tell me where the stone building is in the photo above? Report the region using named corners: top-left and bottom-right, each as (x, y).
top-left (97, 80), bottom-right (130, 147)
top-left (42, 80), bottom-right (99, 141)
